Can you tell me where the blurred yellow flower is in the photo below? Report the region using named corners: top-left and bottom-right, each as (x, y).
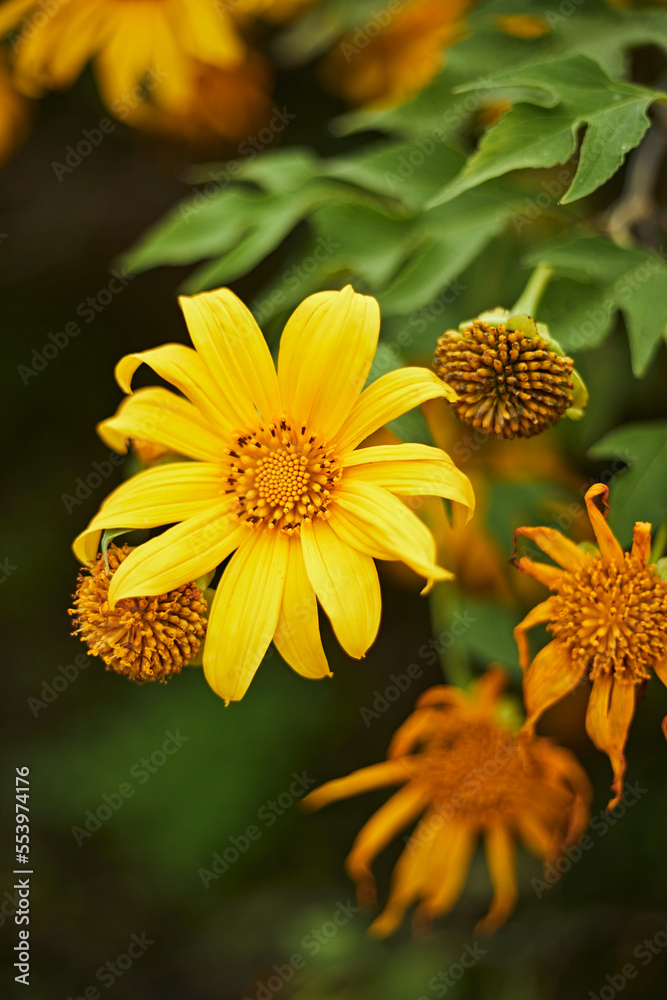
top-left (74, 285), bottom-right (474, 703)
top-left (0, 51), bottom-right (30, 164)
top-left (514, 483), bottom-right (667, 809)
top-left (305, 669), bottom-right (591, 935)
top-left (319, 0), bottom-right (471, 107)
top-left (0, 0), bottom-right (245, 113)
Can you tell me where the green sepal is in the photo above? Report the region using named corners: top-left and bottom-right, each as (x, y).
top-left (101, 528), bottom-right (132, 574)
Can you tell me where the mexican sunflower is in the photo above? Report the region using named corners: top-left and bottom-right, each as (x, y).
top-left (304, 669), bottom-right (591, 935)
top-left (73, 285), bottom-right (474, 703)
top-left (514, 483), bottom-right (667, 809)
top-left (0, 0), bottom-right (244, 112)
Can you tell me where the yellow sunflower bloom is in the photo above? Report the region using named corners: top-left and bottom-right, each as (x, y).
top-left (73, 285), bottom-right (474, 703)
top-left (319, 0), bottom-right (471, 108)
top-left (514, 483), bottom-right (667, 809)
top-left (304, 669), bottom-right (591, 935)
top-left (0, 0), bottom-right (244, 112)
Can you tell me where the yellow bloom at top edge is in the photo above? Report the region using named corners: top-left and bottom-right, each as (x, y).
top-left (73, 285), bottom-right (475, 704)
top-left (514, 483), bottom-right (667, 810)
top-left (304, 668), bottom-right (591, 935)
top-left (0, 0), bottom-right (245, 113)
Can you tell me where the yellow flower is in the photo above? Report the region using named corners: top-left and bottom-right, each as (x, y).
top-left (73, 285), bottom-right (474, 703)
top-left (304, 669), bottom-right (591, 935)
top-left (0, 0), bottom-right (244, 112)
top-left (319, 0), bottom-right (471, 108)
top-left (514, 483), bottom-right (667, 809)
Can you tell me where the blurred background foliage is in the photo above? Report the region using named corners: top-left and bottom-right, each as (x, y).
top-left (2, 0), bottom-right (667, 996)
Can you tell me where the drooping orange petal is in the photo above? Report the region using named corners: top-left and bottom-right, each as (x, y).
top-left (584, 484), bottom-right (624, 568)
top-left (414, 819), bottom-right (476, 928)
top-left (302, 759), bottom-right (415, 812)
top-left (387, 708), bottom-right (442, 758)
top-left (655, 657), bottom-right (667, 741)
top-left (514, 599), bottom-right (558, 672)
top-left (472, 665), bottom-right (509, 713)
top-left (345, 785), bottom-right (426, 905)
top-left (585, 673), bottom-right (636, 810)
top-left (514, 525), bottom-right (590, 572)
top-left (516, 810), bottom-right (560, 861)
top-left (416, 685), bottom-right (470, 710)
top-left (369, 812), bottom-right (440, 938)
top-left (630, 522), bottom-right (652, 567)
top-left (514, 555), bottom-right (566, 590)
top-left (477, 823), bottom-right (517, 933)
top-left (178, 287), bottom-right (281, 427)
top-left (277, 285), bottom-right (380, 440)
top-left (522, 640), bottom-right (587, 734)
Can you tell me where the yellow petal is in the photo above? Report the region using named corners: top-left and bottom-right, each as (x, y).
top-left (302, 759), bottom-right (414, 812)
top-left (335, 367), bottom-right (457, 455)
top-left (584, 484), bottom-right (624, 568)
top-left (0, 0), bottom-right (37, 36)
top-left (203, 529), bottom-right (289, 703)
top-left (514, 525), bottom-right (590, 572)
top-left (514, 598), bottom-right (558, 672)
top-left (630, 522), bottom-right (652, 567)
top-left (278, 285), bottom-right (380, 439)
top-left (522, 640), bottom-right (587, 734)
top-left (273, 541), bottom-right (331, 680)
top-left (73, 462), bottom-right (226, 565)
top-left (301, 518), bottom-right (381, 658)
top-left (415, 819), bottom-right (476, 926)
top-left (331, 480), bottom-right (453, 583)
top-left (343, 443), bottom-right (475, 519)
top-left (108, 505), bottom-right (245, 604)
top-left (178, 287), bottom-right (281, 427)
top-left (115, 343), bottom-right (233, 434)
top-left (97, 386), bottom-right (224, 462)
top-left (168, 0), bottom-right (245, 66)
top-left (585, 674), bottom-right (635, 810)
top-left (346, 785), bottom-right (426, 905)
top-left (516, 811), bottom-right (560, 860)
top-left (478, 823), bottom-right (517, 933)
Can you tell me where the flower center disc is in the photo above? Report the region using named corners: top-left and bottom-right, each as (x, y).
top-left (549, 553), bottom-right (667, 682)
top-left (224, 416), bottom-right (342, 535)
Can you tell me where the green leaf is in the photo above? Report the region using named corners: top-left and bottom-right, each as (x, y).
top-left (428, 55), bottom-right (660, 209)
top-left (588, 422), bottom-right (667, 546)
top-left (524, 236), bottom-right (667, 376)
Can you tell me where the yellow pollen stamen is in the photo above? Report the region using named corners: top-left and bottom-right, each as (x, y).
top-left (548, 552), bottom-right (667, 683)
top-left (69, 544), bottom-right (207, 682)
top-left (223, 414), bottom-right (342, 534)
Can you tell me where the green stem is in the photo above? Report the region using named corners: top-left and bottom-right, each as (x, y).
top-left (428, 582), bottom-right (474, 689)
top-left (510, 263), bottom-right (554, 317)
top-left (651, 522), bottom-right (667, 563)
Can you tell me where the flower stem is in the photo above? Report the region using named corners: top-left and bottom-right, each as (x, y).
top-left (510, 264), bottom-right (554, 317)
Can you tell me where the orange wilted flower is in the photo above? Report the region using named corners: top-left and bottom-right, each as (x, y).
top-left (514, 483), bottom-right (667, 809)
top-left (304, 669), bottom-right (590, 935)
